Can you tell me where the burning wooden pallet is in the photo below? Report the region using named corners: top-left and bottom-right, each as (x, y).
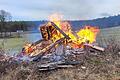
top-left (23, 22), bottom-right (104, 54)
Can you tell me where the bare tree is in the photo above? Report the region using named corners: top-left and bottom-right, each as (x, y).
top-left (0, 10), bottom-right (12, 37)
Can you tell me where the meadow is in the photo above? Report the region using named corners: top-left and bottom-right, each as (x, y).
top-left (0, 33), bottom-right (42, 55)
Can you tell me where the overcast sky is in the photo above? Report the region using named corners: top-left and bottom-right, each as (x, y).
top-left (0, 0), bottom-right (120, 21)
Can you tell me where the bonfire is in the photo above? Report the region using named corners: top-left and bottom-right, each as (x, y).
top-left (0, 14), bottom-right (105, 71)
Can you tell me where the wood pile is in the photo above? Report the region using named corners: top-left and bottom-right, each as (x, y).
top-left (19, 22), bottom-right (105, 71)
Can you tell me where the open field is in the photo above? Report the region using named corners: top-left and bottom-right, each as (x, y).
top-left (0, 38), bottom-right (26, 55)
top-left (97, 26), bottom-right (120, 47)
top-left (98, 26), bottom-right (120, 40)
top-left (0, 33), bottom-right (42, 55)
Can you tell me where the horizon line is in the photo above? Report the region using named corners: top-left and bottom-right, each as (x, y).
top-left (11, 14), bottom-right (119, 21)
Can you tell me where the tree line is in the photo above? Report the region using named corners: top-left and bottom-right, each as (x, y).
top-left (0, 10), bottom-right (33, 38)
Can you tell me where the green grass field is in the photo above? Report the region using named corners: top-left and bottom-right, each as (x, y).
top-left (96, 26), bottom-right (120, 46)
top-left (0, 38), bottom-right (26, 55)
top-left (98, 27), bottom-right (120, 39)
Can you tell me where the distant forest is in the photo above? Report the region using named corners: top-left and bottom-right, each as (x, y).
top-left (0, 10), bottom-right (35, 37)
top-left (0, 10), bottom-right (34, 34)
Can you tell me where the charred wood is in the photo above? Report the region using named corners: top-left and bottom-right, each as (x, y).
top-left (32, 38), bottom-right (65, 61)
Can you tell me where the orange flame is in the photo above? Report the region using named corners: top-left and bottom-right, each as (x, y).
top-left (77, 26), bottom-right (99, 44)
top-left (49, 14), bottom-right (99, 48)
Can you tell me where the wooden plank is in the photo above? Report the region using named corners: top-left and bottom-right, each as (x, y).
top-left (51, 22), bottom-right (71, 39)
top-left (37, 60), bottom-right (81, 71)
top-left (84, 44), bottom-right (105, 51)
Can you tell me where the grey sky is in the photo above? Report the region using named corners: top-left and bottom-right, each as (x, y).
top-left (0, 0), bottom-right (120, 20)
